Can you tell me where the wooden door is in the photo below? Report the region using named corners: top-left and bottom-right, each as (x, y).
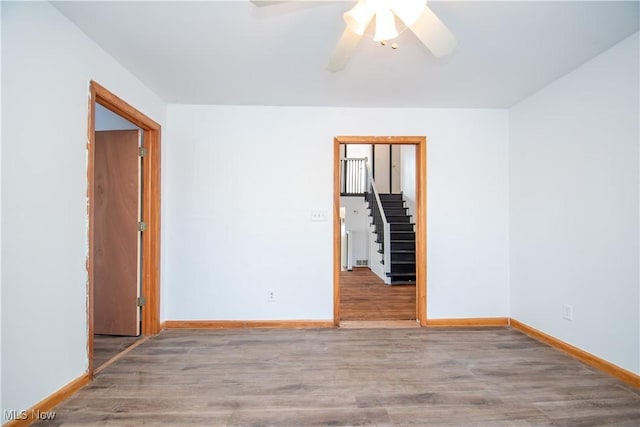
top-left (391, 145), bottom-right (402, 194)
top-left (374, 144), bottom-right (391, 193)
top-left (94, 130), bottom-right (142, 336)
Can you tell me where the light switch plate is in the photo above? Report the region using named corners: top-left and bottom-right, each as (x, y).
top-left (311, 210), bottom-right (328, 221)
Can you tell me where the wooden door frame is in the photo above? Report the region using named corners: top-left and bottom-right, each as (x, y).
top-left (333, 136), bottom-right (427, 326)
top-left (87, 81), bottom-right (162, 374)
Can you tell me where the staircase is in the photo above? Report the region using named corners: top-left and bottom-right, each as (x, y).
top-left (366, 192), bottom-right (416, 284)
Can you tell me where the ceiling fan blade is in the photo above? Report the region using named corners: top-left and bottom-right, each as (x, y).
top-left (408, 6), bottom-right (457, 57)
top-left (327, 27), bottom-right (363, 72)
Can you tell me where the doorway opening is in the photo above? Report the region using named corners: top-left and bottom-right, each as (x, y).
top-left (333, 136), bottom-right (427, 326)
top-left (87, 81), bottom-right (161, 375)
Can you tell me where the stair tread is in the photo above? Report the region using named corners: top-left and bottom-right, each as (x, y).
top-left (377, 243), bottom-right (415, 246)
top-left (375, 240), bottom-right (415, 246)
top-left (390, 237), bottom-right (414, 240)
top-left (377, 250), bottom-right (417, 255)
top-left (381, 259), bottom-right (417, 264)
top-left (376, 239), bottom-right (415, 243)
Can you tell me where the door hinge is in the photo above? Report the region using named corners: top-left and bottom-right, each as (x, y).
top-left (137, 296), bottom-right (146, 307)
top-left (139, 146), bottom-right (148, 157)
top-left (138, 221), bottom-right (147, 232)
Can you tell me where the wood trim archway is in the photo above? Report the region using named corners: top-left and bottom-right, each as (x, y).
top-left (87, 81), bottom-right (162, 374)
top-left (333, 136), bottom-right (427, 326)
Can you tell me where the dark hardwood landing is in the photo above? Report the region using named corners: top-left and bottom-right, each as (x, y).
top-left (340, 267), bottom-right (415, 321)
top-left (93, 334), bottom-right (141, 369)
top-left (38, 328), bottom-right (640, 426)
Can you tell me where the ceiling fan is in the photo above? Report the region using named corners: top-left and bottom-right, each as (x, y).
top-left (251, 0), bottom-right (457, 72)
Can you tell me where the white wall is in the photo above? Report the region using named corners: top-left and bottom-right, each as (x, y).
top-left (340, 196), bottom-right (370, 265)
top-left (401, 145), bottom-right (416, 219)
top-left (165, 105), bottom-right (509, 321)
top-left (95, 103), bottom-right (139, 131)
top-left (345, 144), bottom-right (371, 167)
top-left (0, 2), bottom-right (3, 412)
top-left (509, 33), bottom-right (640, 374)
top-left (1, 2), bottom-right (165, 418)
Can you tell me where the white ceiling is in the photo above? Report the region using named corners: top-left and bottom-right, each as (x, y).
top-left (52, 0), bottom-right (639, 108)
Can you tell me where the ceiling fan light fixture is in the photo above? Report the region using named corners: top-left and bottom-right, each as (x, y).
top-left (391, 0), bottom-right (426, 27)
top-left (343, 0), bottom-right (375, 35)
top-left (373, 8), bottom-right (399, 42)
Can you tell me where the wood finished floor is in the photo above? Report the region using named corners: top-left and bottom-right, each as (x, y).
top-left (340, 267), bottom-right (415, 321)
top-left (37, 328), bottom-right (640, 426)
top-left (93, 335), bottom-right (142, 369)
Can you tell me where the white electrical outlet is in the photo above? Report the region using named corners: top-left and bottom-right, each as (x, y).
top-left (562, 304), bottom-right (573, 321)
top-left (268, 290), bottom-right (276, 303)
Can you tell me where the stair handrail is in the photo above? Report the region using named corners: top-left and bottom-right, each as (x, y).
top-left (364, 162), bottom-right (392, 274)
